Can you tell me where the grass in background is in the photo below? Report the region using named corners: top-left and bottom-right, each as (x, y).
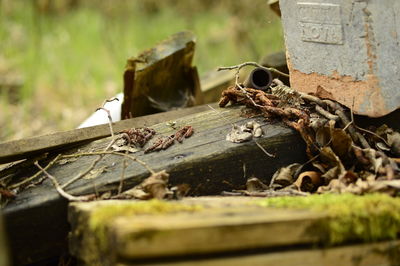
top-left (0, 0), bottom-right (284, 141)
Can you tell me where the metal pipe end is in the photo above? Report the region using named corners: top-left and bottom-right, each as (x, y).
top-left (244, 67), bottom-right (273, 91)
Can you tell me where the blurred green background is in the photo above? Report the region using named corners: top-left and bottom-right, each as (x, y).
top-left (0, 0), bottom-right (284, 141)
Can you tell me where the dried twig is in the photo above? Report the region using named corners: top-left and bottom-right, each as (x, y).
top-left (101, 97), bottom-right (119, 107)
top-left (254, 140), bottom-right (275, 158)
top-left (61, 154), bottom-right (103, 189)
top-left (118, 137), bottom-right (131, 195)
top-left (61, 151), bottom-right (154, 174)
top-left (96, 107), bottom-right (115, 138)
top-left (9, 154), bottom-right (62, 189)
top-left (218, 62), bottom-right (289, 78)
top-left (315, 105), bottom-right (339, 121)
top-left (34, 162), bottom-right (92, 202)
top-left (299, 92), bottom-right (326, 107)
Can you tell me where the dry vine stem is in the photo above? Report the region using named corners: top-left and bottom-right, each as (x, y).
top-left (61, 151), bottom-right (155, 174)
top-left (34, 162), bottom-right (92, 201)
top-left (8, 154), bottom-right (62, 190)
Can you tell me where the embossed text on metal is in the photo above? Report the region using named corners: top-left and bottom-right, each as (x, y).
top-left (297, 2), bottom-right (343, 44)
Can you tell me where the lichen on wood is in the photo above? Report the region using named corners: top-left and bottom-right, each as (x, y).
top-left (256, 193), bottom-right (400, 245)
top-left (69, 200), bottom-right (201, 265)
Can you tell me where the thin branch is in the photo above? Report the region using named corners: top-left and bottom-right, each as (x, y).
top-left (61, 155), bottom-right (103, 189)
top-left (207, 104), bottom-right (236, 128)
top-left (218, 61), bottom-right (289, 78)
top-left (118, 137), bottom-right (131, 195)
top-left (34, 162), bottom-right (92, 202)
top-left (299, 92), bottom-right (326, 107)
top-left (61, 151), bottom-right (155, 174)
top-left (101, 97), bottom-right (119, 107)
top-left (254, 140), bottom-right (275, 158)
top-left (315, 105), bottom-right (339, 121)
top-left (118, 152), bottom-right (128, 195)
top-left (96, 107), bottom-right (115, 138)
top-left (9, 154), bottom-right (62, 189)
top-left (61, 112), bottom-right (119, 189)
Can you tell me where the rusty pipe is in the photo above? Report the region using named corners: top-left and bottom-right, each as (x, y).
top-left (244, 67), bottom-right (273, 91)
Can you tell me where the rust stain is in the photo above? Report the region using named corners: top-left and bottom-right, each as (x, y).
top-left (285, 7), bottom-right (390, 118)
top-left (288, 66), bottom-right (388, 117)
top-left (316, 85), bottom-right (333, 99)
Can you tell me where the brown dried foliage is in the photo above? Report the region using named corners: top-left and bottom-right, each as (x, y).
top-left (219, 84), bottom-right (400, 196)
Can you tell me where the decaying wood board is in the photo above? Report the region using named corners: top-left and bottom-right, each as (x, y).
top-left (0, 212), bottom-right (10, 266)
top-left (68, 197), bottom-right (400, 265)
top-left (2, 105), bottom-right (306, 265)
top-left (0, 104), bottom-right (210, 165)
top-left (140, 241), bottom-right (400, 266)
top-left (68, 198), bottom-right (322, 265)
top-left (121, 31), bottom-right (203, 118)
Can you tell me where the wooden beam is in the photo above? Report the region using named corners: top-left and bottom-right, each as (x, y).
top-left (143, 241), bottom-right (400, 266)
top-left (121, 31), bottom-right (203, 118)
top-left (68, 197), bottom-right (400, 265)
top-left (0, 212), bottom-right (10, 266)
top-left (3, 105), bottom-right (306, 264)
top-left (0, 105), bottom-right (210, 164)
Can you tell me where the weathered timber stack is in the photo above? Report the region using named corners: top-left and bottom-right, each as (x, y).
top-left (69, 196), bottom-right (400, 265)
top-left (1, 105), bottom-right (306, 264)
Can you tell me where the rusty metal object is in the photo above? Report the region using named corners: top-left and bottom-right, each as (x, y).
top-left (280, 0), bottom-right (400, 117)
top-left (244, 67), bottom-right (273, 91)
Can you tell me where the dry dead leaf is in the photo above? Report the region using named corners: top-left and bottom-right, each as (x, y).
top-left (330, 128), bottom-right (352, 159)
top-left (226, 125), bottom-right (253, 143)
top-left (121, 170), bottom-right (170, 200)
top-left (246, 177), bottom-right (269, 192)
top-left (226, 121), bottom-right (263, 143)
top-left (294, 171), bottom-right (322, 192)
top-left (388, 132), bottom-right (400, 156)
top-left (271, 163), bottom-right (302, 187)
top-left (316, 126), bottom-right (331, 147)
top-left (83, 166), bottom-right (108, 180)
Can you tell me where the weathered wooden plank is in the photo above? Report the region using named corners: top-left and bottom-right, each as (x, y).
top-left (0, 211), bottom-right (10, 266)
top-left (137, 241), bottom-right (400, 266)
top-left (68, 198), bottom-right (323, 264)
top-left (121, 31), bottom-right (203, 118)
top-left (3, 105), bottom-right (306, 264)
top-left (0, 104), bottom-right (210, 164)
top-left (68, 197), bottom-right (400, 265)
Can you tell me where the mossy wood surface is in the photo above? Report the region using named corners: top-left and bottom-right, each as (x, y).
top-left (136, 241), bottom-right (400, 266)
top-left (2, 105), bottom-right (306, 265)
top-left (0, 104), bottom-right (210, 164)
top-left (69, 196), bottom-right (400, 265)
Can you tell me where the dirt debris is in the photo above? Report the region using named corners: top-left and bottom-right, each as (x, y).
top-left (219, 79), bottom-right (400, 196)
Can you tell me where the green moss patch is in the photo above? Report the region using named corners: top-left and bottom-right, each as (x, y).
top-left (87, 200), bottom-right (201, 256)
top-left (256, 193), bottom-right (400, 245)
top-left (89, 199), bottom-right (201, 230)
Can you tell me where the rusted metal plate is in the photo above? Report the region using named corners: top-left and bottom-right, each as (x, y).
top-left (280, 0), bottom-right (400, 117)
